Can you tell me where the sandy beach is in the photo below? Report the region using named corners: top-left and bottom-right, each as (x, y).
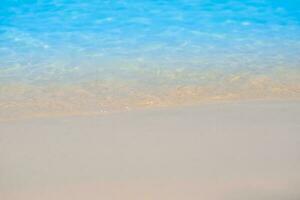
top-left (1, 0), bottom-right (300, 199)
top-left (1, 100), bottom-right (300, 200)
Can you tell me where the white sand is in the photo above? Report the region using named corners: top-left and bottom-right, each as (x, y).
top-left (1, 100), bottom-right (300, 200)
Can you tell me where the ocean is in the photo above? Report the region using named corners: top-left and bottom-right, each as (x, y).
top-left (1, 0), bottom-right (300, 119)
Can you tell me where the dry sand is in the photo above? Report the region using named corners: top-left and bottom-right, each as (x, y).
top-left (1, 100), bottom-right (300, 200)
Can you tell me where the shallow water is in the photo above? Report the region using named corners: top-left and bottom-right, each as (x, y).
top-left (1, 0), bottom-right (300, 119)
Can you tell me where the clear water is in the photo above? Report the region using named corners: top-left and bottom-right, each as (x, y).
top-left (1, 0), bottom-right (300, 119)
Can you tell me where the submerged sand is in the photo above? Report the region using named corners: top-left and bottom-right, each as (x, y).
top-left (1, 100), bottom-right (300, 200)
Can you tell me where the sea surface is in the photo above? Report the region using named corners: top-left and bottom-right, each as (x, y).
top-left (1, 0), bottom-right (300, 119)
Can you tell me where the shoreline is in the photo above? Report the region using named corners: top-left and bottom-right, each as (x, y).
top-left (1, 98), bottom-right (299, 122)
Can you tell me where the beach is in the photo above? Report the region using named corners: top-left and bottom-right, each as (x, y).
top-left (1, 100), bottom-right (300, 200)
top-left (1, 0), bottom-right (300, 199)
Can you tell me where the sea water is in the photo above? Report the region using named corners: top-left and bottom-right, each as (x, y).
top-left (0, 0), bottom-right (300, 119)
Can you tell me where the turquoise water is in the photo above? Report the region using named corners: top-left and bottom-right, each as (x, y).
top-left (1, 0), bottom-right (300, 119)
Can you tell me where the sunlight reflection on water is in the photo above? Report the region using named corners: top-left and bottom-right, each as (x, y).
top-left (0, 0), bottom-right (300, 119)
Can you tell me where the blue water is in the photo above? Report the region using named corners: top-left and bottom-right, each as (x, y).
top-left (0, 0), bottom-right (300, 118)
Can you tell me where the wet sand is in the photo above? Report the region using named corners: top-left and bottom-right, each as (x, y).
top-left (1, 100), bottom-right (300, 200)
